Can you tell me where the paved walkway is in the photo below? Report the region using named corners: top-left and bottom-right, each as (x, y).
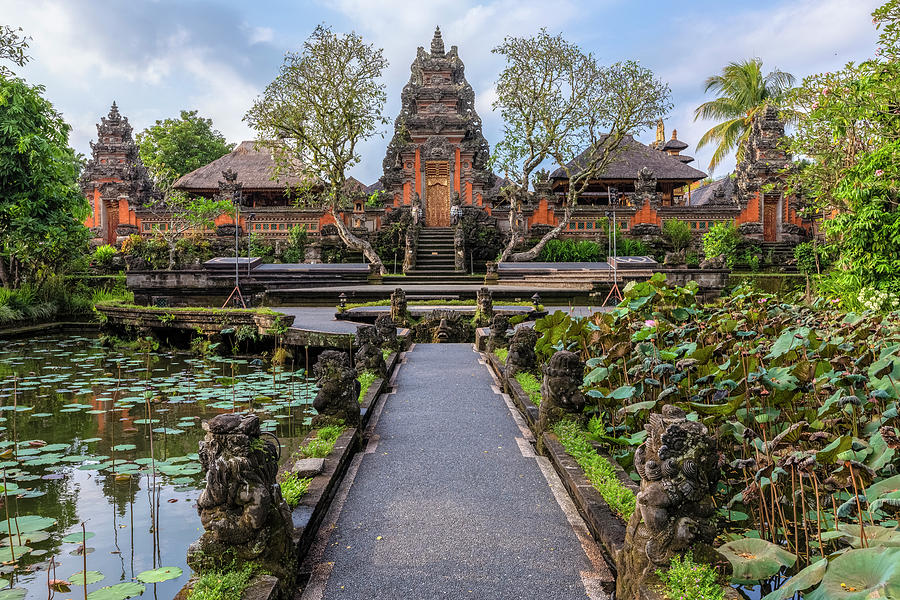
top-left (299, 344), bottom-right (609, 600)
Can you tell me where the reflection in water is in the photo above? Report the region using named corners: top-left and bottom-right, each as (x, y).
top-left (0, 334), bottom-right (315, 597)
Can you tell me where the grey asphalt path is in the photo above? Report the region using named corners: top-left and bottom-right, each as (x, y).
top-left (300, 343), bottom-right (609, 600)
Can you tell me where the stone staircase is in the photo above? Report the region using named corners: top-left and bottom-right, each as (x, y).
top-left (402, 228), bottom-right (473, 283)
top-left (759, 242), bottom-right (798, 271)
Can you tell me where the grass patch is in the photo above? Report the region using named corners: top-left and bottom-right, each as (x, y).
top-left (553, 420), bottom-right (636, 521)
top-left (493, 348), bottom-right (508, 363)
top-left (357, 370), bottom-right (378, 403)
top-left (656, 552), bottom-right (725, 600)
top-left (297, 424), bottom-right (344, 459)
top-left (95, 300), bottom-right (280, 316)
top-left (280, 472), bottom-right (312, 508)
top-left (187, 565), bottom-right (255, 600)
top-left (381, 348), bottom-right (391, 361)
top-left (514, 371), bottom-right (541, 405)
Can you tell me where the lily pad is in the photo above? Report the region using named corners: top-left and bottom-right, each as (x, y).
top-left (0, 515), bottom-right (56, 534)
top-left (62, 531), bottom-right (95, 543)
top-left (0, 545), bottom-right (31, 562)
top-left (137, 566), bottom-right (183, 583)
top-left (68, 570), bottom-right (105, 585)
top-left (719, 537), bottom-right (797, 584)
top-left (762, 558), bottom-right (827, 600)
top-left (86, 582), bottom-right (145, 600)
top-left (806, 547), bottom-right (900, 600)
top-left (0, 590), bottom-right (26, 600)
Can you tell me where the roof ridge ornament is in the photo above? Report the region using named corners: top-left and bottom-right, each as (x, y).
top-left (431, 26), bottom-right (445, 56)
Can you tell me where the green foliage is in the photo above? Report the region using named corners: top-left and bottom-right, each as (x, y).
top-left (297, 425), bottom-right (344, 459)
top-left (279, 473), bottom-right (311, 509)
top-left (186, 565), bottom-right (254, 600)
top-left (282, 225), bottom-right (308, 263)
top-left (0, 25), bottom-right (31, 76)
top-left (248, 233), bottom-right (275, 263)
top-left (694, 58), bottom-right (795, 172)
top-left (656, 552), bottom-right (725, 600)
top-left (538, 239), bottom-right (602, 262)
top-left (618, 237), bottom-right (651, 257)
top-left (794, 242), bottom-right (833, 276)
top-left (553, 420), bottom-right (636, 520)
top-left (702, 222), bottom-right (741, 267)
top-left (136, 110), bottom-right (233, 182)
top-left (0, 74), bottom-right (91, 287)
top-left (91, 245), bottom-right (118, 269)
top-left (493, 348), bottom-right (508, 363)
top-left (514, 371), bottom-right (541, 405)
top-left (662, 219), bottom-right (692, 252)
top-left (357, 370), bottom-right (377, 403)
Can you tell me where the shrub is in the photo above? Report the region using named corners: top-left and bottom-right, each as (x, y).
top-left (656, 552), bottom-right (725, 600)
top-left (282, 224), bottom-right (308, 263)
top-left (187, 565), bottom-right (254, 600)
top-left (297, 424), bottom-right (344, 458)
top-left (91, 244), bottom-right (117, 269)
top-left (794, 241), bottom-right (833, 275)
top-left (248, 233), bottom-right (275, 263)
top-left (493, 348), bottom-right (508, 363)
top-left (618, 238), bottom-right (651, 257)
top-left (539, 239), bottom-right (603, 262)
top-left (662, 219), bottom-right (692, 251)
top-left (357, 370), bottom-right (377, 403)
top-left (702, 223), bottom-right (740, 267)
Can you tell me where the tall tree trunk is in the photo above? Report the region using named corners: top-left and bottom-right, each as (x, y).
top-left (0, 256), bottom-right (9, 288)
top-left (499, 194), bottom-right (523, 262)
top-left (167, 241), bottom-right (176, 271)
top-left (330, 209), bottom-right (386, 275)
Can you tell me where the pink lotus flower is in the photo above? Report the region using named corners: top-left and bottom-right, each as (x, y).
top-left (812, 101), bottom-right (819, 109)
top-left (644, 319), bottom-right (657, 327)
top-left (876, 169), bottom-right (885, 176)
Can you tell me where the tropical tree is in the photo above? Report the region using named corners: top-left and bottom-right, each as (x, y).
top-left (136, 110), bottom-right (234, 182)
top-left (694, 58), bottom-right (795, 172)
top-left (0, 25), bottom-right (30, 76)
top-left (0, 74), bottom-right (90, 287)
top-left (492, 29), bottom-right (671, 262)
top-left (784, 0), bottom-right (900, 303)
top-left (245, 25), bottom-right (389, 273)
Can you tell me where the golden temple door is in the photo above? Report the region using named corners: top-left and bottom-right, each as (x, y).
top-left (425, 161), bottom-right (450, 227)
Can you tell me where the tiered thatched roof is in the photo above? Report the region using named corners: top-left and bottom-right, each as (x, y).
top-left (550, 135), bottom-right (707, 182)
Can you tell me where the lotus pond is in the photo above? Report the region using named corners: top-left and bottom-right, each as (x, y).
top-left (534, 276), bottom-right (900, 600)
top-left (0, 334), bottom-right (317, 599)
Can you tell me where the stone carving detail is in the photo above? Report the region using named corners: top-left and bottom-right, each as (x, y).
top-left (537, 351), bottom-right (586, 437)
top-left (354, 325), bottom-right (387, 378)
top-left (734, 104), bottom-right (792, 208)
top-left (632, 167), bottom-right (661, 210)
top-left (312, 351), bottom-right (360, 427)
top-left (615, 405), bottom-right (722, 600)
top-left (409, 310), bottom-right (474, 343)
top-left (375, 314), bottom-right (400, 353)
top-left (187, 414), bottom-right (295, 584)
top-left (474, 287), bottom-right (493, 327)
top-left (487, 314), bottom-right (510, 352)
top-left (390, 288), bottom-right (409, 325)
top-left (505, 327), bottom-right (539, 378)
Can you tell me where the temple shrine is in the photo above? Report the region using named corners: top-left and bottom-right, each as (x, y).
top-left (82, 28), bottom-right (810, 254)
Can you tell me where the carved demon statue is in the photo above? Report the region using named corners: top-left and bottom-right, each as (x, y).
top-left (187, 414), bottom-right (295, 585)
top-left (354, 324), bottom-right (387, 379)
top-left (474, 287), bottom-right (494, 327)
top-left (390, 288), bottom-right (410, 326)
top-left (312, 350), bottom-right (361, 427)
top-left (615, 405), bottom-right (722, 599)
top-left (375, 314), bottom-right (401, 353)
top-left (504, 326), bottom-right (539, 379)
top-left (537, 351), bottom-right (586, 439)
top-left (410, 310), bottom-right (474, 343)
top-left (487, 314), bottom-right (510, 352)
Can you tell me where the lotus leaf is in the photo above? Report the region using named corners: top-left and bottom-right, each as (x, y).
top-left (762, 557), bottom-right (827, 600)
top-left (0, 590), bottom-right (26, 600)
top-left (61, 531), bottom-right (95, 543)
top-left (0, 515), bottom-right (56, 534)
top-left (837, 524), bottom-right (900, 548)
top-left (68, 570), bottom-right (105, 585)
top-left (719, 537), bottom-right (797, 584)
top-left (806, 547), bottom-right (900, 600)
top-left (136, 566), bottom-right (183, 583)
top-left (0, 546), bottom-right (30, 562)
top-left (86, 582), bottom-right (145, 600)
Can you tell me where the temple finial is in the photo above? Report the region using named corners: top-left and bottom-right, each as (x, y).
top-left (431, 26), bottom-right (444, 56)
top-left (108, 101), bottom-right (121, 120)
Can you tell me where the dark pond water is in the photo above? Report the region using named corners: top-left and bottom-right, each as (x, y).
top-left (0, 334), bottom-right (316, 599)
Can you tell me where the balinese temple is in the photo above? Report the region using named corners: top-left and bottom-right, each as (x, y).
top-left (82, 29), bottom-right (810, 249)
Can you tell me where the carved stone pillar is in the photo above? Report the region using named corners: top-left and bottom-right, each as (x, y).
top-left (187, 414), bottom-right (295, 586)
top-left (390, 288), bottom-right (409, 326)
top-left (475, 287), bottom-right (493, 327)
top-left (487, 314), bottom-right (510, 352)
top-left (505, 327), bottom-right (539, 379)
top-left (312, 351), bottom-right (360, 427)
top-left (615, 405), bottom-right (723, 599)
top-left (354, 324), bottom-right (387, 378)
top-left (537, 351), bottom-right (586, 439)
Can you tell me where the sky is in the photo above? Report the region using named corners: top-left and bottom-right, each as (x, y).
top-left (1, 0), bottom-right (883, 184)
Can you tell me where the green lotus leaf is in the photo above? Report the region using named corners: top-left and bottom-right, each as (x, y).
top-left (0, 515), bottom-right (56, 534)
top-left (866, 474), bottom-right (900, 500)
top-left (719, 537), bottom-right (797, 584)
top-left (136, 566), bottom-right (183, 583)
top-left (806, 547), bottom-right (900, 600)
top-left (2, 530), bottom-right (50, 544)
top-left (0, 589), bottom-right (26, 600)
top-left (0, 545), bottom-right (31, 562)
top-left (86, 582), bottom-right (145, 600)
top-left (68, 570), bottom-right (105, 585)
top-left (762, 557), bottom-right (827, 600)
top-left (61, 531), bottom-right (95, 543)
top-left (837, 524), bottom-right (900, 548)
top-left (112, 444), bottom-right (136, 452)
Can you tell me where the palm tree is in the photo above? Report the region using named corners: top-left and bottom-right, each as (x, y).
top-left (694, 58), bottom-right (795, 172)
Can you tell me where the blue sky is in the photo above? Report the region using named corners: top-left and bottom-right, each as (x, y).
top-left (1, 0), bottom-right (882, 184)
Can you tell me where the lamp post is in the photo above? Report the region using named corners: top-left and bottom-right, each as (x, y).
top-left (339, 293), bottom-right (347, 310)
top-left (247, 213), bottom-right (255, 278)
top-left (531, 292), bottom-right (541, 312)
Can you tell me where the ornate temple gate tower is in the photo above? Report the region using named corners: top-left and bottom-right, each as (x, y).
top-left (381, 27), bottom-right (495, 227)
